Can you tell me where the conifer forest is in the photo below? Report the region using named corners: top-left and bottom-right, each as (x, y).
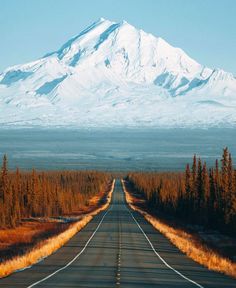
top-left (127, 148), bottom-right (236, 236)
top-left (0, 155), bottom-right (110, 228)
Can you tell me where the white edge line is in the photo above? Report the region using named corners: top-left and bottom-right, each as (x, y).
top-left (129, 210), bottom-right (204, 288)
top-left (27, 209), bottom-right (110, 288)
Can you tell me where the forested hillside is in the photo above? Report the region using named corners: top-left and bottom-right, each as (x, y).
top-left (127, 148), bottom-right (236, 235)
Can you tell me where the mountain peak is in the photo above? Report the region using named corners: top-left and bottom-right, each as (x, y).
top-left (98, 17), bottom-right (106, 22)
top-left (0, 18), bottom-right (235, 128)
top-left (50, 18), bottom-right (202, 77)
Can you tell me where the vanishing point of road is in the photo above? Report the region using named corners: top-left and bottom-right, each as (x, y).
top-left (0, 180), bottom-right (235, 288)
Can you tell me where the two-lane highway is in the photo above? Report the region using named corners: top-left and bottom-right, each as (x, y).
top-left (0, 180), bottom-right (236, 287)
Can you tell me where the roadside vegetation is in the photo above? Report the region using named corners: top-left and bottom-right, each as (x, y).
top-left (0, 155), bottom-right (111, 228)
top-left (0, 180), bottom-right (114, 278)
top-left (0, 155), bottom-right (113, 277)
top-left (124, 148), bottom-right (236, 278)
top-left (127, 148), bottom-right (236, 236)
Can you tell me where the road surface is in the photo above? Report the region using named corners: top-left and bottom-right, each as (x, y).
top-left (0, 179), bottom-right (235, 287)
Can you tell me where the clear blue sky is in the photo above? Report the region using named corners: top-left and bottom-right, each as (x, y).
top-left (0, 0), bottom-right (235, 74)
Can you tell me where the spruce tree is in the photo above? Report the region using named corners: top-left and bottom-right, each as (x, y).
top-left (202, 162), bottom-right (209, 223)
top-left (209, 168), bottom-right (216, 226)
top-left (196, 158), bottom-right (203, 218)
top-left (185, 163), bottom-right (191, 216)
top-left (221, 147), bottom-right (229, 201)
top-left (1, 154), bottom-right (8, 202)
top-left (226, 153), bottom-right (236, 225)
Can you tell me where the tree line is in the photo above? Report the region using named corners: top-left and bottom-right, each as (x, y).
top-left (127, 148), bottom-right (236, 236)
top-left (0, 155), bottom-right (111, 228)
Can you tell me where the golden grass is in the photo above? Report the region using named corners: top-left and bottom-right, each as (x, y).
top-left (122, 179), bottom-right (236, 279)
top-left (0, 222), bottom-right (67, 247)
top-left (0, 179), bottom-right (115, 278)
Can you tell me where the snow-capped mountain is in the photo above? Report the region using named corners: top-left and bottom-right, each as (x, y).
top-left (0, 18), bottom-right (236, 127)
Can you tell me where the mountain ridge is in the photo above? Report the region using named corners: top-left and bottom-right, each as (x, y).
top-left (0, 18), bottom-right (236, 127)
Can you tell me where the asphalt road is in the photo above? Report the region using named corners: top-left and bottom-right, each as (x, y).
top-left (0, 179), bottom-right (236, 288)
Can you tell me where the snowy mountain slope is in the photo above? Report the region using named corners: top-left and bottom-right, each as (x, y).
top-left (0, 18), bottom-right (236, 127)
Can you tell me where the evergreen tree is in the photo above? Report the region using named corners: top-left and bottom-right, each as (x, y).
top-left (0, 154), bottom-right (8, 202)
top-left (185, 163), bottom-right (192, 216)
top-left (221, 147), bottom-right (229, 206)
top-left (127, 149), bottom-right (236, 236)
top-left (202, 162), bottom-right (209, 223)
top-left (226, 153), bottom-right (236, 225)
top-left (196, 158), bottom-right (203, 217)
top-left (209, 168), bottom-right (216, 226)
